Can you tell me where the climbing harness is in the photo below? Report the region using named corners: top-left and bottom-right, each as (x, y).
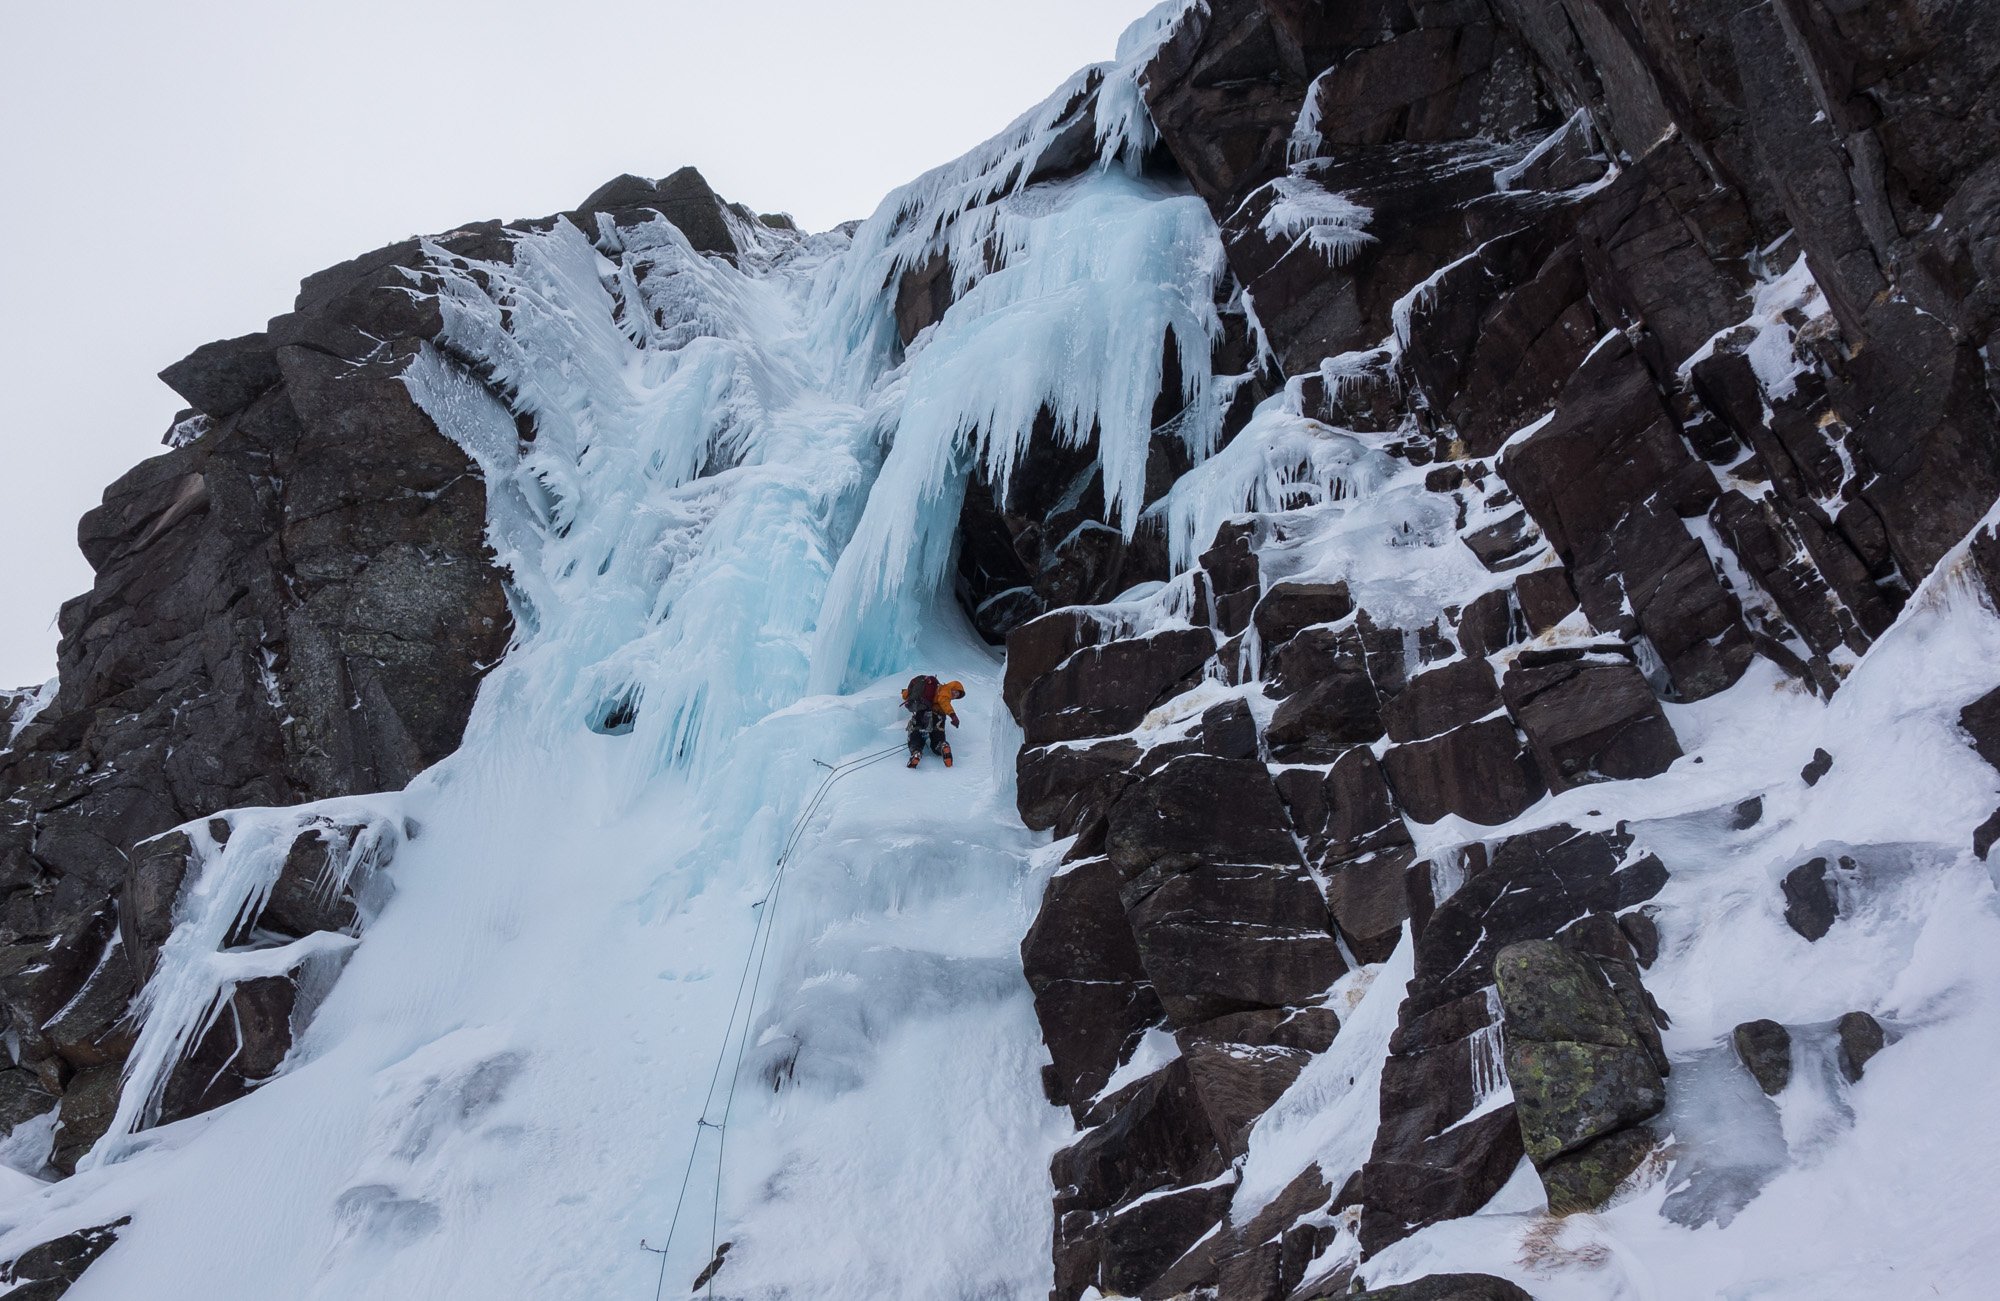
top-left (641, 741), bottom-right (909, 1299)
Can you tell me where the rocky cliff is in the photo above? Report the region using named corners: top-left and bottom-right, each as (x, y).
top-left (983, 1), bottom-right (2000, 1298)
top-left (1, 3), bottom-right (1997, 1299)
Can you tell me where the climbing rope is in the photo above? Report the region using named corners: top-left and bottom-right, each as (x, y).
top-left (643, 741), bottom-right (910, 1300)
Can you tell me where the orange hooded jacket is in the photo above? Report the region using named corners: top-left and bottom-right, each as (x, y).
top-left (902, 679), bottom-right (966, 722)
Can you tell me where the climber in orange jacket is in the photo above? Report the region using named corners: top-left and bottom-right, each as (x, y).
top-left (902, 675), bottom-right (965, 769)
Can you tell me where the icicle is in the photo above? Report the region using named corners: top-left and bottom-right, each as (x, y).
top-left (808, 170), bottom-right (1226, 692)
top-left (1469, 988), bottom-right (1510, 1107)
top-left (1160, 407), bottom-right (1397, 572)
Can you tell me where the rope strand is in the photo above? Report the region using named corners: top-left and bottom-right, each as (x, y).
top-left (645, 741), bottom-right (908, 1298)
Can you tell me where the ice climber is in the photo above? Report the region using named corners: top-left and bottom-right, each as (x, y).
top-left (902, 675), bottom-right (964, 768)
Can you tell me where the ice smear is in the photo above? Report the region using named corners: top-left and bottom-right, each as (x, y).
top-left (86, 806), bottom-right (397, 1169)
top-left (6, 677), bottom-right (55, 744)
top-left (1255, 173), bottom-right (1376, 266)
top-left (1159, 404), bottom-right (1397, 572)
top-left (1234, 936), bottom-right (1413, 1222)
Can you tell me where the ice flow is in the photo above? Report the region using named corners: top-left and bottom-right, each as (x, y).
top-left (0, 46), bottom-right (1220, 1301)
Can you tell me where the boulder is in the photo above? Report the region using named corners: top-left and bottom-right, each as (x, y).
top-left (1732, 1019), bottom-right (1791, 1096)
top-left (1501, 657), bottom-right (1681, 791)
top-left (262, 824), bottom-right (364, 938)
top-left (1052, 1057), bottom-right (1226, 1216)
top-left (1960, 687), bottom-right (2000, 771)
top-left (1145, 1163), bottom-right (1333, 1300)
top-left (121, 830), bottom-right (196, 984)
top-left (572, 166), bottom-right (739, 254)
top-left (1781, 858), bottom-right (1838, 941)
top-left (157, 332), bottom-right (282, 419)
top-left (0, 1068), bottom-right (56, 1136)
top-left (1182, 1006), bottom-right (1340, 1057)
top-left (1358, 1105), bottom-right (1524, 1254)
top-left (50, 1064), bottom-right (123, 1176)
top-left (1461, 511), bottom-right (1542, 572)
top-left (1801, 747), bottom-right (1834, 786)
top-left (1454, 589), bottom-right (1515, 660)
top-left (1198, 698), bottom-right (1259, 762)
top-left (1324, 849), bottom-right (1415, 963)
top-left (1538, 1124), bottom-right (1657, 1216)
top-left (1406, 236), bottom-right (1600, 459)
top-left (1498, 332), bottom-right (1715, 575)
top-left (1837, 1011), bottom-right (1885, 1082)
top-left (38, 927), bottom-right (138, 1069)
top-left (1179, 1038), bottom-right (1312, 1156)
top-left (1979, 807), bottom-right (2000, 860)
top-left (1568, 498), bottom-right (1751, 701)
top-left (1379, 717), bottom-right (1545, 825)
top-left (157, 974), bottom-right (298, 1126)
top-left (1495, 941), bottom-right (1667, 1170)
top-left (1409, 826), bottom-right (1665, 1021)
top-left (0, 906), bottom-right (128, 1067)
top-left (1618, 910), bottom-right (1660, 968)
top-left (1201, 521), bottom-right (1260, 597)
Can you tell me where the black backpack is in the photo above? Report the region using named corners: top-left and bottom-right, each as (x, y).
top-left (903, 674), bottom-right (939, 716)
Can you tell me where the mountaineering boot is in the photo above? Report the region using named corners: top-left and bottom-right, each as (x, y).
top-left (908, 753), bottom-right (921, 769)
top-left (942, 742), bottom-right (953, 768)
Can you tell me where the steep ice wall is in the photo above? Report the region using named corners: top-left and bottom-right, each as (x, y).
top-left (0, 12), bottom-right (1235, 1300)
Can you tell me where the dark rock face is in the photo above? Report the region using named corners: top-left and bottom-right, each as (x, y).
top-left (1000, 0), bottom-right (2000, 1284)
top-left (571, 167), bottom-right (742, 256)
top-left (1049, 1057), bottom-right (1230, 1299)
top-left (0, 168), bottom-right (762, 1190)
top-left (1267, 670), bottom-right (1387, 759)
top-left (1255, 581), bottom-right (1355, 647)
top-left (1359, 825), bottom-right (1668, 1251)
top-left (1379, 717), bottom-right (1545, 826)
top-left (1019, 629), bottom-right (1215, 745)
top-left (1960, 687), bottom-right (2000, 771)
top-left (0, 225), bottom-right (514, 1175)
top-left (1022, 856), bottom-right (1165, 1115)
top-left (954, 406), bottom-right (1188, 644)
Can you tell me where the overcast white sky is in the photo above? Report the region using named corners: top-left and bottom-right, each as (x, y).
top-left (0, 0), bottom-right (1152, 688)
